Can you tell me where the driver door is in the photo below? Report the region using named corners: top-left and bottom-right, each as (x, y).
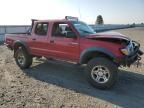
top-left (48, 22), bottom-right (79, 61)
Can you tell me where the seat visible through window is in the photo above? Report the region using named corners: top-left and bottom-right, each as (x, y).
top-left (35, 23), bottom-right (48, 36)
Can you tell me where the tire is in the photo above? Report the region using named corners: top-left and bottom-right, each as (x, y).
top-left (15, 47), bottom-right (32, 69)
top-left (86, 57), bottom-right (118, 89)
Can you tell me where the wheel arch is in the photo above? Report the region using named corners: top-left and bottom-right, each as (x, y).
top-left (79, 47), bottom-right (116, 64)
top-left (13, 40), bottom-right (30, 56)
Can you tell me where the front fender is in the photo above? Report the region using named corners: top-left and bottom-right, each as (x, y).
top-left (79, 47), bottom-right (116, 64)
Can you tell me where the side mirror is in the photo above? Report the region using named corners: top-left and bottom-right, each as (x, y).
top-left (66, 31), bottom-right (77, 38)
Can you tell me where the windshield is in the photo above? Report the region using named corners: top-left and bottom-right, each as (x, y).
top-left (72, 21), bottom-right (96, 36)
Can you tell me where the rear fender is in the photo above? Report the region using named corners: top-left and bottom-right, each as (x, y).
top-left (13, 40), bottom-right (31, 56)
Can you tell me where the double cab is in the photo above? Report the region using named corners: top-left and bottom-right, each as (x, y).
top-left (5, 16), bottom-right (143, 89)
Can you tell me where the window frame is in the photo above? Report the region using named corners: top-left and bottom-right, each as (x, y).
top-left (52, 22), bottom-right (76, 38)
top-left (35, 22), bottom-right (49, 36)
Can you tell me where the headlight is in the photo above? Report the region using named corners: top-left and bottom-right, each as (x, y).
top-left (121, 48), bottom-right (129, 55)
top-left (120, 40), bottom-right (135, 56)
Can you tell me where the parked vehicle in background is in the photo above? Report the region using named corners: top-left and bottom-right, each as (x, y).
top-left (5, 16), bottom-right (143, 89)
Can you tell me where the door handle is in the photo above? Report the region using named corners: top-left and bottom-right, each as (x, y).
top-left (50, 40), bottom-right (54, 43)
top-left (69, 42), bottom-right (78, 45)
top-left (32, 38), bottom-right (36, 41)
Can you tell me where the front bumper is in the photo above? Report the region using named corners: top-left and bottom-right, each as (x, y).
top-left (118, 41), bottom-right (143, 67)
top-left (120, 50), bottom-right (143, 67)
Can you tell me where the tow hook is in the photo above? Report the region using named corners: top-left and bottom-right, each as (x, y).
top-left (137, 56), bottom-right (141, 67)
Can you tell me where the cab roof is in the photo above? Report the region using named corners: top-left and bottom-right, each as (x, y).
top-left (33, 16), bottom-right (79, 23)
top-left (35, 19), bottom-right (72, 23)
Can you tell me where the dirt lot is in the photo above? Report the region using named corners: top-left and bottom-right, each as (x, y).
top-left (0, 27), bottom-right (144, 108)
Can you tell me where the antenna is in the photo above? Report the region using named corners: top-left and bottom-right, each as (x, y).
top-left (78, 4), bottom-right (82, 19)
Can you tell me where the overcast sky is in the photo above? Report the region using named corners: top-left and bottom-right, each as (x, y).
top-left (0, 0), bottom-right (143, 25)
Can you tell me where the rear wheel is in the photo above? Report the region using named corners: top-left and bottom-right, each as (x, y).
top-left (15, 47), bottom-right (32, 69)
top-left (86, 57), bottom-right (118, 89)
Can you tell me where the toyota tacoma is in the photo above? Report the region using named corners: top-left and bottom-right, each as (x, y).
top-left (5, 16), bottom-right (143, 89)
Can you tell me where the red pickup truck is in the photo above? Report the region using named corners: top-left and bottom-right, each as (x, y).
top-left (5, 17), bottom-right (143, 89)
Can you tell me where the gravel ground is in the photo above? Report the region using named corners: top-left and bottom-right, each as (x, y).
top-left (0, 27), bottom-right (144, 108)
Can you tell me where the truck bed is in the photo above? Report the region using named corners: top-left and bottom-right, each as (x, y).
top-left (5, 33), bottom-right (29, 49)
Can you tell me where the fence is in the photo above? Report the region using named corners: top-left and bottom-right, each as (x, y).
top-left (0, 24), bottom-right (143, 44)
top-left (0, 26), bottom-right (30, 44)
top-left (90, 24), bottom-right (134, 32)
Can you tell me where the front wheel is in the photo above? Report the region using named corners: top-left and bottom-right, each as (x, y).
top-left (86, 57), bottom-right (118, 89)
top-left (15, 47), bottom-right (33, 69)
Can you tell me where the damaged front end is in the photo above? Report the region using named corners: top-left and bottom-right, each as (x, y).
top-left (85, 31), bottom-right (143, 67)
top-left (119, 40), bottom-right (143, 67)
top-left (86, 33), bottom-right (143, 67)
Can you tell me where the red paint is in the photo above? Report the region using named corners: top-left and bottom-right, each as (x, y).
top-left (5, 19), bottom-right (126, 63)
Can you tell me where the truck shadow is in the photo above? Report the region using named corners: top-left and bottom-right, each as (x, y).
top-left (23, 60), bottom-right (144, 108)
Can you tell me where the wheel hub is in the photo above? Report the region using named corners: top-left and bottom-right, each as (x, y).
top-left (98, 71), bottom-right (104, 77)
top-left (91, 65), bottom-right (110, 84)
top-left (17, 52), bottom-right (25, 66)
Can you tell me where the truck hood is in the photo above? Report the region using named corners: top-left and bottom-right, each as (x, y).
top-left (85, 31), bottom-right (130, 41)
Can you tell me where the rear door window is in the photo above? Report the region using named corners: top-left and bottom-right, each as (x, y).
top-left (35, 23), bottom-right (48, 36)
